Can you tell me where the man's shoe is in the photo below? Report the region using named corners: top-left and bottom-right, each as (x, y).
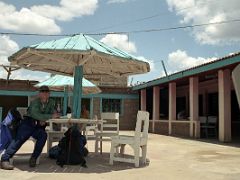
top-left (29, 157), bottom-right (37, 167)
top-left (1, 161), bottom-right (14, 170)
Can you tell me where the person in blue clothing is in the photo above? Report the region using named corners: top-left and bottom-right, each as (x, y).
top-left (0, 108), bottom-right (22, 153)
top-left (1, 86), bottom-right (60, 170)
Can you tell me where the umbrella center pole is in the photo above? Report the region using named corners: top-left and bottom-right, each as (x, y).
top-left (72, 66), bottom-right (83, 118)
top-left (63, 86), bottom-right (68, 116)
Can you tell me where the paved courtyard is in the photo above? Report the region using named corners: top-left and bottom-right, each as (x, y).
top-left (1, 132), bottom-right (240, 180)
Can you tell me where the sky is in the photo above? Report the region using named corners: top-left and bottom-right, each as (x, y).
top-left (0, 0), bottom-right (240, 85)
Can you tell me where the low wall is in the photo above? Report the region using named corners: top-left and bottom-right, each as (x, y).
top-left (172, 122), bottom-right (190, 137)
top-left (150, 120), bottom-right (191, 137)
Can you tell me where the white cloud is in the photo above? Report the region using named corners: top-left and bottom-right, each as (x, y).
top-left (0, 35), bottom-right (19, 64)
top-left (0, 35), bottom-right (49, 81)
top-left (166, 0), bottom-right (240, 44)
top-left (0, 36), bottom-right (18, 78)
top-left (100, 34), bottom-right (154, 85)
top-left (0, 35), bottom-right (19, 79)
top-left (107, 0), bottom-right (129, 4)
top-left (100, 34), bottom-right (154, 70)
top-left (0, 65), bottom-right (50, 81)
top-left (0, 0), bottom-right (98, 34)
top-left (167, 49), bottom-right (216, 72)
top-left (0, 2), bottom-right (61, 34)
top-left (31, 0), bottom-right (98, 21)
top-left (100, 34), bottom-right (137, 53)
top-left (10, 69), bottom-right (50, 81)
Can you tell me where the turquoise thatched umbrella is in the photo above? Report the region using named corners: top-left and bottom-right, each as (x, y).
top-left (9, 34), bottom-right (150, 118)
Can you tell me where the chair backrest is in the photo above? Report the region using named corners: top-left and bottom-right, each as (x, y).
top-left (16, 107), bottom-right (28, 118)
top-left (100, 112), bottom-right (119, 135)
top-left (199, 116), bottom-right (207, 123)
top-left (207, 116), bottom-right (217, 123)
top-left (199, 116), bottom-right (217, 130)
top-left (134, 111), bottom-right (150, 139)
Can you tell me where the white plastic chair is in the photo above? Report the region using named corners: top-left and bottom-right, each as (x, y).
top-left (109, 110), bottom-right (149, 167)
top-left (95, 112), bottom-right (119, 154)
top-left (85, 125), bottom-right (98, 139)
top-left (85, 115), bottom-right (98, 141)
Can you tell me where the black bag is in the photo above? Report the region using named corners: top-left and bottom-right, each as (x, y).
top-left (49, 144), bottom-right (88, 159)
top-left (49, 145), bottom-right (61, 159)
top-left (56, 125), bottom-right (87, 168)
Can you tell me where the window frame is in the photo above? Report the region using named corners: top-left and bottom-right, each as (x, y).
top-left (100, 98), bottom-right (123, 115)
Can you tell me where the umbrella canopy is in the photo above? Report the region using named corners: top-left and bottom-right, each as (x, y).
top-left (9, 34), bottom-right (149, 80)
top-left (9, 34), bottom-right (150, 118)
top-left (35, 74), bottom-right (101, 94)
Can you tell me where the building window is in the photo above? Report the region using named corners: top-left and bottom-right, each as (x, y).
top-left (102, 99), bottom-right (122, 114)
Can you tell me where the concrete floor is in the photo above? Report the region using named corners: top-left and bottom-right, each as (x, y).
top-left (1, 132), bottom-right (240, 180)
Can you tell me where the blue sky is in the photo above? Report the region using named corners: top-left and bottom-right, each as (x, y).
top-left (0, 0), bottom-right (240, 85)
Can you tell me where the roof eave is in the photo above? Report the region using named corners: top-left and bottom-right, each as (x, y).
top-left (133, 53), bottom-right (240, 90)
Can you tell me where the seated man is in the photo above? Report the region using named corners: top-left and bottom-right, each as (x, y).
top-left (1, 85), bottom-right (60, 170)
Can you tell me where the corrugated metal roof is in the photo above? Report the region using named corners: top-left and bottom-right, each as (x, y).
top-left (133, 51), bottom-right (240, 90)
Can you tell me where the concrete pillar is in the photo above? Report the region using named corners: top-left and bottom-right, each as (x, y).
top-left (169, 82), bottom-right (176, 135)
top-left (152, 86), bottom-right (160, 133)
top-left (189, 77), bottom-right (199, 138)
top-left (218, 69), bottom-right (231, 142)
top-left (140, 89), bottom-right (146, 111)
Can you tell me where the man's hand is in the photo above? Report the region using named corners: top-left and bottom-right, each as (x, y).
top-left (39, 121), bottom-right (46, 126)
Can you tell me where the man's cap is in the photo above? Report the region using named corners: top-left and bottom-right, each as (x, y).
top-left (39, 85), bottom-right (50, 92)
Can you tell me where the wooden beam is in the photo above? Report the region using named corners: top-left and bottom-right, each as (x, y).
top-left (0, 65), bottom-right (21, 83)
top-left (29, 51), bottom-right (76, 66)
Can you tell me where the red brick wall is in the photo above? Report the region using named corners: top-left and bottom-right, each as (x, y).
top-left (92, 98), bottom-right (139, 130)
top-left (149, 121), bottom-right (190, 137)
top-left (0, 79), bottom-right (38, 91)
top-left (100, 87), bottom-right (137, 94)
top-left (172, 122), bottom-right (190, 137)
top-left (151, 121), bottom-right (169, 135)
top-left (121, 99), bottom-right (139, 130)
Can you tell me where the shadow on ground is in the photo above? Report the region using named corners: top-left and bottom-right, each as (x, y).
top-left (167, 134), bottom-right (240, 148)
top-left (13, 152), bottom-right (149, 173)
